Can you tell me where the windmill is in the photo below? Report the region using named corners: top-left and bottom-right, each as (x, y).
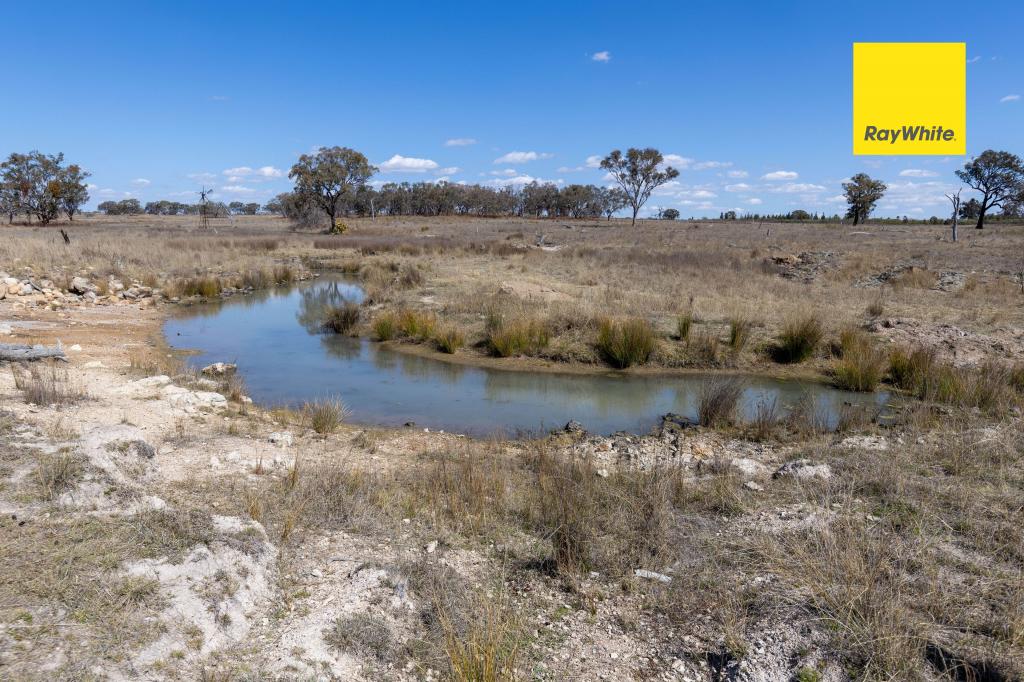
top-left (198, 186), bottom-right (214, 230)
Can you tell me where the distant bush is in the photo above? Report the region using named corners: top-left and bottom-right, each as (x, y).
top-left (179, 276), bottom-right (222, 298)
top-left (596, 317), bottom-right (657, 368)
top-left (773, 315), bottom-right (824, 363)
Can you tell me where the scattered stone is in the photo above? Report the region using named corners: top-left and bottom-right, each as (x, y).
top-left (728, 457), bottom-right (769, 478)
top-left (69, 344), bottom-right (82, 352)
top-left (202, 362), bottom-right (237, 376)
top-left (564, 419), bottom-right (586, 435)
top-left (773, 459), bottom-right (832, 481)
top-left (634, 569), bottom-right (672, 584)
top-left (425, 541), bottom-right (437, 554)
top-left (745, 481), bottom-right (764, 492)
top-left (268, 431), bottom-right (293, 447)
top-left (69, 276), bottom-right (95, 295)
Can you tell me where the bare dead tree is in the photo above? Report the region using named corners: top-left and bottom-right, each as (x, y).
top-left (945, 188), bottom-right (962, 243)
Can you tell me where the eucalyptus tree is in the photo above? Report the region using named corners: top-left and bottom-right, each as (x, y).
top-left (600, 148), bottom-right (680, 226)
top-left (56, 163), bottom-right (90, 221)
top-left (955, 150), bottom-right (1024, 229)
top-left (289, 146), bottom-right (376, 232)
top-left (842, 173), bottom-right (887, 225)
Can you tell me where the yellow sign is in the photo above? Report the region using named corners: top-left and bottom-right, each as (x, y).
top-left (853, 42), bottom-right (965, 155)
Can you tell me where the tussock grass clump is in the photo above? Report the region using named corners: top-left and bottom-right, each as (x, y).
top-left (398, 309), bottom-right (438, 341)
top-left (34, 451), bottom-right (83, 500)
top-left (178, 275), bottom-right (222, 298)
top-left (325, 613), bottom-right (395, 662)
top-left (434, 327), bottom-right (465, 354)
top-left (690, 332), bottom-right (720, 365)
top-left (534, 449), bottom-right (676, 576)
top-left (749, 398), bottom-right (779, 441)
top-left (728, 316), bottom-right (753, 352)
top-left (697, 377), bottom-right (745, 427)
top-left (486, 317), bottom-right (549, 357)
top-left (773, 315), bottom-right (824, 364)
top-left (372, 312), bottom-right (397, 341)
top-left (676, 312), bottom-right (693, 342)
top-left (888, 346), bottom-right (936, 391)
top-left (416, 445), bottom-right (513, 535)
top-left (322, 302), bottom-right (361, 334)
top-left (595, 317), bottom-right (657, 368)
top-left (833, 330), bottom-right (886, 392)
top-left (303, 398), bottom-right (350, 435)
top-left (397, 263), bottom-right (425, 288)
top-left (128, 508), bottom-right (215, 562)
top-left (272, 265), bottom-right (295, 284)
top-left (12, 364), bottom-right (86, 406)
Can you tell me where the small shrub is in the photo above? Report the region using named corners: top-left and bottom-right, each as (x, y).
top-left (773, 315), bottom-right (824, 363)
top-left (325, 613), bottom-right (395, 661)
top-left (677, 313), bottom-right (693, 342)
top-left (698, 377), bottom-right (745, 427)
top-left (372, 313), bottom-right (397, 341)
top-left (728, 317), bottom-right (753, 352)
top-left (397, 263), bottom-right (424, 288)
top-left (833, 330), bottom-right (886, 392)
top-left (304, 398), bottom-right (350, 435)
top-left (596, 317), bottom-right (657, 368)
top-left (487, 318), bottom-right (549, 357)
top-left (434, 327), bottom-right (465, 354)
top-left (35, 451), bottom-right (83, 500)
top-left (323, 302), bottom-right (361, 334)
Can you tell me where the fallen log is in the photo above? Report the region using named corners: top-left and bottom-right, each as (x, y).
top-left (0, 342), bottom-right (67, 362)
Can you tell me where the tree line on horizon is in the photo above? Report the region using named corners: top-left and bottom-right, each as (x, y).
top-left (4, 146), bottom-right (1023, 229)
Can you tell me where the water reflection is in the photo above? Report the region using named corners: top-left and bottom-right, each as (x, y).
top-left (164, 276), bottom-right (889, 436)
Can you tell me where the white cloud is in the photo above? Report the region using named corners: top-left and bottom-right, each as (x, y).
top-left (486, 175), bottom-right (562, 187)
top-left (772, 182), bottom-right (825, 193)
top-left (444, 138), bottom-right (477, 146)
top-left (188, 172), bottom-right (216, 182)
top-left (687, 189), bottom-right (717, 199)
top-left (747, 198), bottom-right (763, 205)
top-left (489, 169), bottom-right (518, 177)
top-left (131, 178), bottom-right (151, 186)
top-left (967, 55), bottom-right (981, 64)
top-left (221, 185), bottom-right (255, 194)
top-left (222, 165), bottom-right (284, 179)
top-left (592, 51), bottom-right (611, 62)
top-left (378, 154), bottom-right (440, 173)
top-left (662, 154), bottom-right (693, 168)
top-left (762, 170), bottom-right (798, 180)
top-left (726, 170), bottom-right (749, 178)
top-left (692, 160), bottom-right (732, 170)
top-left (436, 166), bottom-right (460, 175)
top-left (725, 183), bottom-right (751, 192)
top-left (899, 169), bottom-right (938, 178)
top-left (585, 155), bottom-right (603, 168)
top-left (1000, 94), bottom-right (1020, 103)
top-left (494, 151), bottom-right (553, 164)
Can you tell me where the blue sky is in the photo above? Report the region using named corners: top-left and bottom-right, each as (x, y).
top-left (2, 0), bottom-right (1021, 218)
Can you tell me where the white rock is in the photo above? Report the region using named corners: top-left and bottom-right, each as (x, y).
top-left (69, 344), bottom-right (82, 352)
top-left (634, 569), bottom-right (672, 583)
top-left (268, 431), bottom-right (293, 447)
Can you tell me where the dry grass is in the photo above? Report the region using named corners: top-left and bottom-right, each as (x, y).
top-left (772, 314), bottom-right (824, 363)
top-left (697, 377), bottom-right (745, 427)
top-left (303, 398), bottom-right (350, 435)
top-left (595, 317), bottom-right (657, 368)
top-left (832, 329), bottom-right (886, 392)
top-left (434, 326), bottom-right (465, 354)
top-left (34, 451), bottom-right (83, 500)
top-left (322, 302), bottom-right (361, 334)
top-left (11, 363), bottom-right (86, 405)
top-left (486, 316), bottom-right (549, 358)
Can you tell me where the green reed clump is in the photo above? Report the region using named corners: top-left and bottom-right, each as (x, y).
top-left (832, 330), bottom-right (886, 392)
top-left (773, 315), bottom-right (824, 364)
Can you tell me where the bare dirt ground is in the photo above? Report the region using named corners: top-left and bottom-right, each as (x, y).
top-left (0, 215), bottom-right (1022, 681)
